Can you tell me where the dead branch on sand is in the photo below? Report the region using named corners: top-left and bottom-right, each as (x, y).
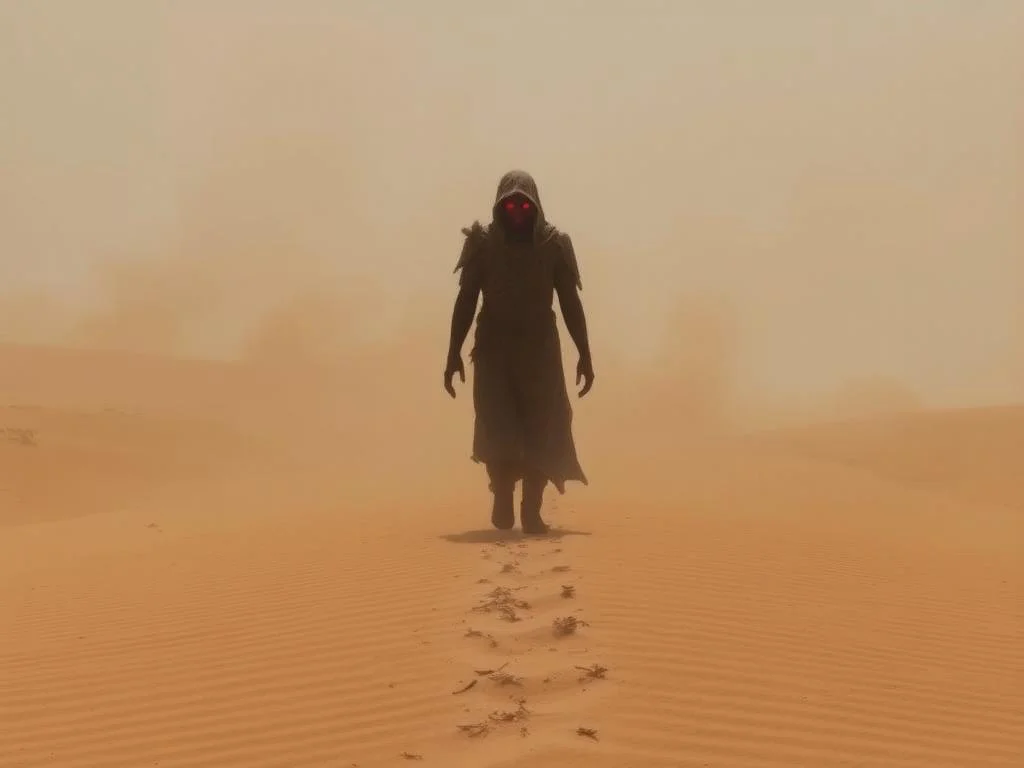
top-left (457, 699), bottom-right (532, 738)
top-left (575, 664), bottom-right (608, 681)
top-left (473, 586), bottom-right (530, 623)
top-left (489, 698), bottom-right (530, 724)
top-left (553, 616), bottom-right (589, 637)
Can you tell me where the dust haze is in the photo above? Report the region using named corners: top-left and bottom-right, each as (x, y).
top-left (2, 2), bottom-right (1022, 504)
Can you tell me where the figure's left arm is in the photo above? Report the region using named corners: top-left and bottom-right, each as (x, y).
top-left (554, 234), bottom-right (594, 393)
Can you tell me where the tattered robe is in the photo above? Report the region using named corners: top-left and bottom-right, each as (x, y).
top-left (454, 171), bottom-right (588, 493)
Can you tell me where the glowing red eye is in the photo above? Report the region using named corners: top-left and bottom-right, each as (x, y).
top-left (521, 201), bottom-right (531, 210)
top-left (504, 200), bottom-right (516, 211)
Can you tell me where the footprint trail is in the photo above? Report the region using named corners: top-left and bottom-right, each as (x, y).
top-left (450, 498), bottom-right (607, 761)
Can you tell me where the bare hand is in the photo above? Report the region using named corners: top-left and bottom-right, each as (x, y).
top-left (576, 357), bottom-right (594, 397)
top-left (444, 354), bottom-right (465, 398)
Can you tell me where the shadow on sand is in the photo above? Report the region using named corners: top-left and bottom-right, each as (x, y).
top-left (440, 527), bottom-right (592, 544)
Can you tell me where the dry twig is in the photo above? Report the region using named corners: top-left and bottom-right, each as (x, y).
top-left (457, 722), bottom-right (490, 738)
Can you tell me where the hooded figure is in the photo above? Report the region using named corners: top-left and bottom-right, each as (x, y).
top-left (444, 170), bottom-right (594, 534)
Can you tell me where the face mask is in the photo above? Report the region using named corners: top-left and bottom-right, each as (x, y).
top-left (501, 196), bottom-right (535, 230)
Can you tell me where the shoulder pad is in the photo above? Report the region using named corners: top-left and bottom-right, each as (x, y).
top-left (454, 221), bottom-right (488, 274)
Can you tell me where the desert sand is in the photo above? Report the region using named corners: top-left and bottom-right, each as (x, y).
top-left (1, 342), bottom-right (1021, 768)
top-left (3, 4), bottom-right (1023, 766)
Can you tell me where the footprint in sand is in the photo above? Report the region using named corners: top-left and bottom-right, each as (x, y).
top-left (454, 525), bottom-right (606, 746)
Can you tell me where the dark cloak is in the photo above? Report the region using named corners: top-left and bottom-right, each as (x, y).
top-left (454, 170), bottom-right (587, 493)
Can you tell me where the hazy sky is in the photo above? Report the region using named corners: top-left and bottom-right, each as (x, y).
top-left (1, 1), bottom-right (1021, 407)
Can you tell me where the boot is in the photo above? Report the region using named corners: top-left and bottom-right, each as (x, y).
top-left (488, 464), bottom-right (516, 531)
top-left (520, 471), bottom-right (550, 535)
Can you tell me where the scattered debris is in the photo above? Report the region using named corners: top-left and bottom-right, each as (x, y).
top-left (577, 727), bottom-right (599, 741)
top-left (488, 671), bottom-right (523, 687)
top-left (458, 700), bottom-right (531, 738)
top-left (457, 722), bottom-right (490, 738)
top-left (500, 562), bottom-right (520, 574)
top-left (553, 616), bottom-right (589, 637)
top-left (575, 664), bottom-right (608, 681)
top-left (474, 662), bottom-right (508, 676)
top-left (473, 586), bottom-right (530, 622)
top-left (551, 565), bottom-right (571, 573)
top-left (463, 628), bottom-right (498, 647)
top-left (399, 752), bottom-right (423, 761)
top-left (451, 679), bottom-right (477, 695)
top-left (560, 584), bottom-right (576, 599)
top-left (2, 428), bottom-right (36, 447)
top-left (489, 698), bottom-right (530, 724)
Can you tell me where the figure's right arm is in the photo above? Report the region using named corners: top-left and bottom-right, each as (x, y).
top-left (447, 283), bottom-right (479, 363)
top-left (447, 225), bottom-right (484, 362)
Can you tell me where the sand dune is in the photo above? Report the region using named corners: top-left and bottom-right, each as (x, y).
top-left (750, 406), bottom-right (1024, 514)
top-left (1, 345), bottom-right (1021, 767)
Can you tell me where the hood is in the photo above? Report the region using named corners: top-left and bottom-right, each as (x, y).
top-left (492, 169), bottom-right (548, 238)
